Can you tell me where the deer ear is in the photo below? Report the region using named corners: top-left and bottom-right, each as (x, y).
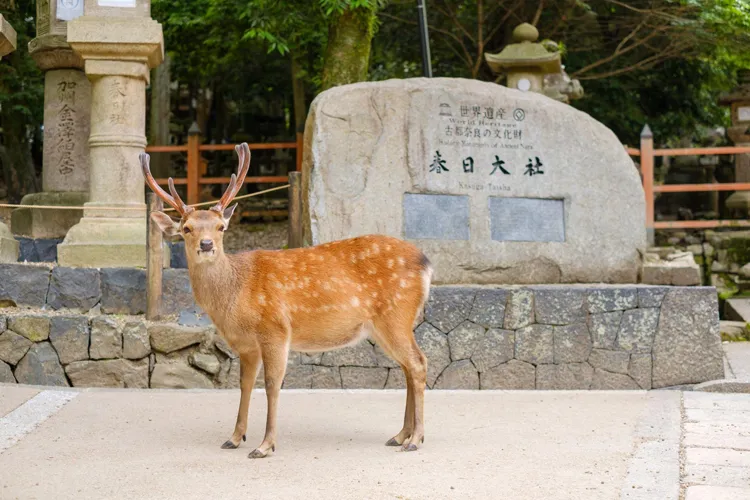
top-left (151, 211), bottom-right (180, 237)
top-left (222, 203), bottom-right (238, 223)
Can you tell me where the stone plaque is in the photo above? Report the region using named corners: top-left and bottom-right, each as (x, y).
top-left (489, 197), bottom-right (564, 242)
top-left (57, 0), bottom-right (84, 21)
top-left (738, 106), bottom-right (750, 122)
top-left (404, 193), bottom-right (469, 240)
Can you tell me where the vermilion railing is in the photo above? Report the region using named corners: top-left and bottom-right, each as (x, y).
top-left (145, 131), bottom-right (303, 205)
top-left (627, 127), bottom-right (750, 242)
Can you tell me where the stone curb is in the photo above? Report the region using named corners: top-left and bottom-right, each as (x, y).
top-left (693, 378), bottom-right (750, 394)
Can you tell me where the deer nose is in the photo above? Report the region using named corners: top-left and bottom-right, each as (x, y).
top-left (200, 239), bottom-right (214, 252)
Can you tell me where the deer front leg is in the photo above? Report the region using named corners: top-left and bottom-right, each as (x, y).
top-left (248, 343), bottom-right (288, 459)
top-left (221, 349), bottom-right (261, 449)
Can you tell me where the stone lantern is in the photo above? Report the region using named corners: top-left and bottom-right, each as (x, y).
top-left (485, 23), bottom-right (562, 95)
top-left (11, 0), bottom-right (92, 241)
top-left (720, 69), bottom-right (750, 216)
top-left (0, 15), bottom-right (19, 263)
top-left (57, 0), bottom-right (165, 268)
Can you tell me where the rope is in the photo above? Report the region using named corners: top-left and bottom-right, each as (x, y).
top-left (0, 184), bottom-right (291, 212)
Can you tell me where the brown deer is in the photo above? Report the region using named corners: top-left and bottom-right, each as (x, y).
top-left (140, 144), bottom-right (432, 458)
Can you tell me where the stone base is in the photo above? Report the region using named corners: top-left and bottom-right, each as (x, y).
top-left (57, 216), bottom-right (161, 268)
top-left (0, 277), bottom-right (725, 389)
top-left (11, 192), bottom-right (88, 239)
top-left (18, 238), bottom-right (63, 263)
top-left (0, 223), bottom-right (19, 263)
top-left (725, 191), bottom-right (750, 216)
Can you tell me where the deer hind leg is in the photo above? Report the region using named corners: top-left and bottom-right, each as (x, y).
top-left (221, 349), bottom-right (261, 449)
top-left (248, 342), bottom-right (288, 459)
top-left (372, 319), bottom-right (428, 452)
top-left (385, 363), bottom-right (414, 447)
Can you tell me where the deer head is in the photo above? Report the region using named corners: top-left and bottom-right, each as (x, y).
top-left (140, 143), bottom-right (251, 263)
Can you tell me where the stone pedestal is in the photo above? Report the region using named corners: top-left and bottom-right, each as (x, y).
top-left (58, 16), bottom-right (164, 268)
top-left (0, 15), bottom-right (18, 263)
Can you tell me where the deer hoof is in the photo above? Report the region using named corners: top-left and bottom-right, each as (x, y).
top-left (221, 440), bottom-right (239, 449)
top-left (385, 437), bottom-right (402, 447)
top-left (401, 443), bottom-right (418, 452)
top-left (248, 448), bottom-right (269, 459)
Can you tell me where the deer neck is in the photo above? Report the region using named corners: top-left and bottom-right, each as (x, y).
top-left (186, 251), bottom-right (237, 317)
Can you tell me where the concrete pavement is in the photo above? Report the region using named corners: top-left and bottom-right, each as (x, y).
top-left (0, 385), bottom-right (749, 500)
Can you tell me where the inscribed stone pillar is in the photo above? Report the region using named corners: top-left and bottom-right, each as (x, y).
top-left (10, 0), bottom-right (92, 239)
top-left (57, 1), bottom-right (164, 268)
top-left (0, 15), bottom-right (20, 263)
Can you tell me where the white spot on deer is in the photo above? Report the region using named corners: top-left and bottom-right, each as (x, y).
top-left (395, 293), bottom-right (402, 300)
top-left (357, 285), bottom-right (363, 291)
top-left (387, 259), bottom-right (394, 268)
top-left (377, 279), bottom-right (383, 285)
top-left (397, 257), bottom-right (405, 266)
top-left (273, 282), bottom-right (283, 289)
top-left (368, 268), bottom-right (376, 275)
top-left (350, 255), bottom-right (357, 263)
top-left (372, 243), bottom-right (379, 254)
top-left (257, 294), bottom-right (266, 305)
top-left (351, 297), bottom-right (360, 307)
top-left (358, 251), bottom-right (365, 260)
top-left (371, 291), bottom-right (378, 298)
top-left (365, 299), bottom-right (372, 307)
top-left (386, 245), bottom-right (392, 251)
top-left (323, 282), bottom-right (332, 290)
top-left (312, 291), bottom-right (319, 298)
top-left (399, 279), bottom-right (407, 288)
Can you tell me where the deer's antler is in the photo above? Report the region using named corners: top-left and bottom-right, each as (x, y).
top-left (140, 152), bottom-right (193, 217)
top-left (212, 143), bottom-right (251, 213)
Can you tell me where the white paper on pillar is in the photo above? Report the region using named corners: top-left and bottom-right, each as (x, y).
top-left (57, 0), bottom-right (84, 21)
top-left (97, 0), bottom-right (136, 6)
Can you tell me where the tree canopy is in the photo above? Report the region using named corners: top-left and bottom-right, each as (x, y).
top-left (2, 0), bottom-right (750, 199)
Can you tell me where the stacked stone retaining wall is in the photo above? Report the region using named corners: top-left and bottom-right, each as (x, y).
top-left (0, 263), bottom-right (723, 390)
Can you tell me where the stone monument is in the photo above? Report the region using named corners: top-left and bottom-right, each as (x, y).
top-left (720, 69), bottom-right (750, 216)
top-left (0, 15), bottom-right (20, 264)
top-left (302, 78), bottom-right (646, 284)
top-left (57, 0), bottom-right (164, 268)
top-left (11, 0), bottom-right (92, 240)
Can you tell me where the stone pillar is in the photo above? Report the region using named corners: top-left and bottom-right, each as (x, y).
top-left (57, 3), bottom-right (164, 268)
top-left (0, 15), bottom-right (20, 263)
top-left (11, 0), bottom-right (92, 239)
top-left (720, 70), bottom-right (750, 216)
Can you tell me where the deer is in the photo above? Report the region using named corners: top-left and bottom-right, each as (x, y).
top-left (140, 143), bottom-right (432, 458)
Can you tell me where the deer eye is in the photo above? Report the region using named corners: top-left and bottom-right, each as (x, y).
top-left (218, 225), bottom-right (226, 232)
top-left (182, 226), bottom-right (192, 234)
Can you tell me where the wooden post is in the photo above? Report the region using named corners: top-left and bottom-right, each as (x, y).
top-left (187, 122), bottom-right (201, 206)
top-left (640, 125), bottom-right (655, 246)
top-left (146, 193), bottom-right (164, 320)
top-left (295, 132), bottom-right (304, 171)
top-left (288, 171), bottom-right (303, 248)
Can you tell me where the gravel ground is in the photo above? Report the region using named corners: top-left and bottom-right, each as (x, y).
top-left (224, 221), bottom-right (288, 253)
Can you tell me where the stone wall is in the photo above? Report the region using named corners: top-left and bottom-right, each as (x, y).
top-left (0, 262), bottom-right (724, 390)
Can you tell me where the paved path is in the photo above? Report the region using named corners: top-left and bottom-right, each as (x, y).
top-left (0, 385), bottom-right (749, 500)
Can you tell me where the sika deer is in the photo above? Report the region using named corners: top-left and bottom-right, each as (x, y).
top-left (140, 144), bottom-right (432, 457)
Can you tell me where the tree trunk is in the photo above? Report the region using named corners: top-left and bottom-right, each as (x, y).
top-left (291, 53), bottom-right (307, 133)
top-left (148, 54), bottom-right (171, 178)
top-left (0, 113), bottom-right (38, 203)
top-left (320, 6), bottom-right (378, 92)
